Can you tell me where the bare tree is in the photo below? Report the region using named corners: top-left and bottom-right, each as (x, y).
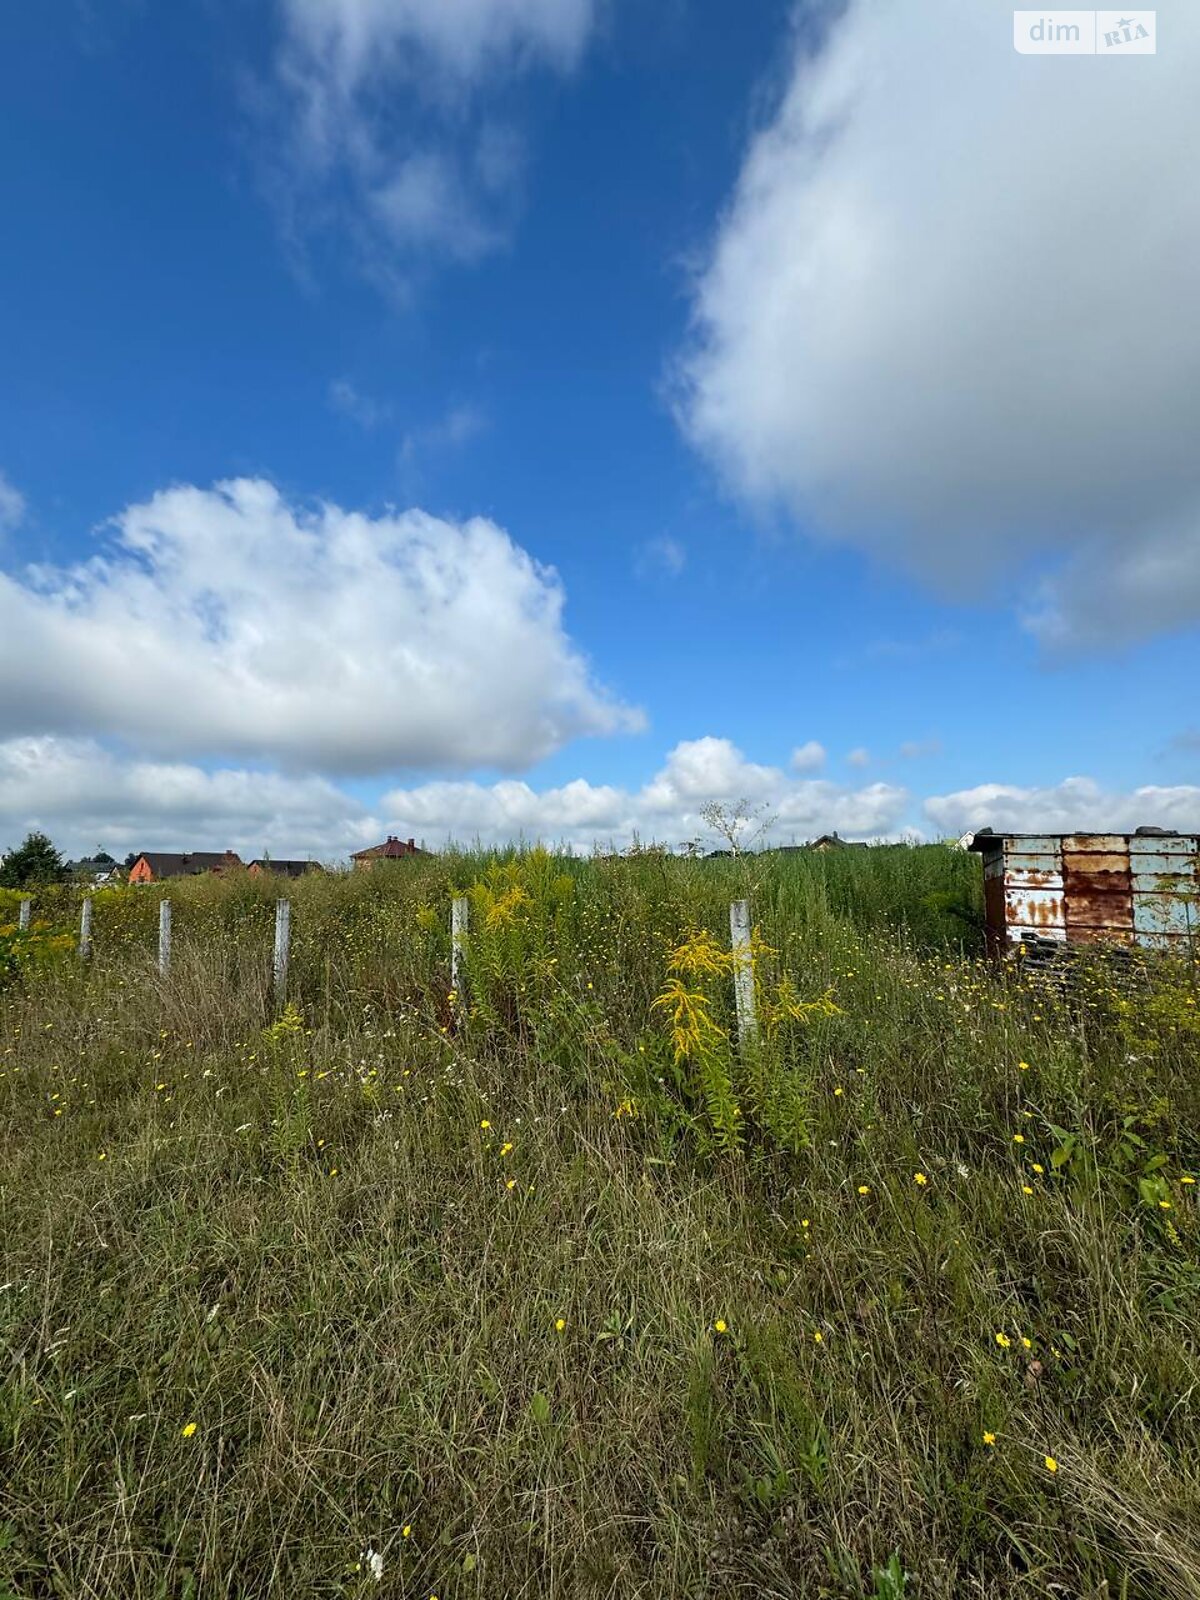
top-left (699, 799), bottom-right (776, 857)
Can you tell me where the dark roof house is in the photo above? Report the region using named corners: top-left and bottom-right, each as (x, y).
top-left (67, 852), bottom-right (121, 884)
top-left (128, 851), bottom-right (243, 883)
top-left (248, 859), bottom-right (323, 879)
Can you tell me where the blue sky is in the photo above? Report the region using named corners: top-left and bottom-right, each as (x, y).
top-left (1, 0), bottom-right (1198, 858)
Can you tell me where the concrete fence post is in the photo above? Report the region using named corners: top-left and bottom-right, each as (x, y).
top-left (79, 896), bottom-right (93, 961)
top-left (18, 898), bottom-right (31, 931)
top-left (273, 898), bottom-right (291, 1004)
top-left (451, 895), bottom-right (468, 999)
top-left (729, 898), bottom-right (757, 1044)
top-left (158, 898), bottom-right (172, 976)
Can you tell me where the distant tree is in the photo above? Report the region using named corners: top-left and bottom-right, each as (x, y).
top-left (92, 849), bottom-right (116, 867)
top-left (0, 831), bottom-right (69, 888)
top-left (700, 799), bottom-right (776, 857)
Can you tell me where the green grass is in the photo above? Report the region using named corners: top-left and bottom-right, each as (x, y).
top-left (2, 846), bottom-right (1198, 1598)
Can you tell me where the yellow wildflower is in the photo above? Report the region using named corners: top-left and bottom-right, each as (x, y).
top-left (914, 1172), bottom-right (928, 1186)
top-left (1012, 1134), bottom-right (1025, 1144)
top-left (1045, 1455), bottom-right (1058, 1473)
top-left (714, 1319), bottom-right (727, 1335)
top-left (181, 1421), bottom-right (198, 1438)
top-left (857, 1185), bottom-right (870, 1195)
top-left (995, 1332), bottom-right (1011, 1348)
top-left (555, 1318), bottom-right (566, 1332)
top-left (982, 1431), bottom-right (996, 1446)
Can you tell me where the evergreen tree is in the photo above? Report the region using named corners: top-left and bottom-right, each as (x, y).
top-left (0, 831), bottom-right (69, 888)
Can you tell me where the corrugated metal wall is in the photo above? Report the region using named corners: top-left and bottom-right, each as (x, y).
top-left (975, 834), bottom-right (1199, 954)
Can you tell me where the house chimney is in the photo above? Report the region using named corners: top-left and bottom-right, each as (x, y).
top-left (407, 838), bottom-right (415, 850)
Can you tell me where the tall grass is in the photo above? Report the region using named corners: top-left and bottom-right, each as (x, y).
top-left (1, 847), bottom-right (1198, 1599)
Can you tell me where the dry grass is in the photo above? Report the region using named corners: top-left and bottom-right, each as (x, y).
top-left (1, 847), bottom-right (1198, 1598)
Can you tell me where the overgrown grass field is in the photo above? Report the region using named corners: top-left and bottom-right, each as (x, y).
top-left (2, 846), bottom-right (1199, 1599)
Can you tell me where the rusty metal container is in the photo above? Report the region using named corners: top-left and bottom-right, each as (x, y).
top-left (968, 829), bottom-right (1199, 955)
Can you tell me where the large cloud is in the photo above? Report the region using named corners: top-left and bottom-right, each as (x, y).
top-left (267, 0), bottom-right (594, 282)
top-left (0, 478), bottom-right (638, 774)
top-left (0, 738), bottom-right (367, 860)
top-left (0, 735), bottom-right (909, 860)
top-left (6, 734), bottom-right (1198, 860)
top-left (925, 778), bottom-right (1200, 837)
top-left (379, 737), bottom-right (909, 848)
top-left (679, 1), bottom-right (1200, 649)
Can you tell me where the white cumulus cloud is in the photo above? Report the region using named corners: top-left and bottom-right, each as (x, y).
top-left (0, 478), bottom-right (639, 775)
top-left (924, 778), bottom-right (1200, 837)
top-left (0, 735), bottom-right (910, 860)
top-left (790, 739), bottom-right (825, 772)
top-left (18, 734), bottom-right (1195, 860)
top-left (679, 0), bottom-right (1200, 650)
top-left (383, 735), bottom-right (909, 848)
top-left (0, 737), bottom-right (367, 860)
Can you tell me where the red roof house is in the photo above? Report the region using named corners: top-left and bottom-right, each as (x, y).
top-left (350, 835), bottom-right (428, 869)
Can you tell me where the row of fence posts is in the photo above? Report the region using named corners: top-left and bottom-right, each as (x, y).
top-left (22, 892), bottom-right (760, 1039)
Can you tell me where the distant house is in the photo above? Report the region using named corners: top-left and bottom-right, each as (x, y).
top-left (248, 859), bottom-right (323, 879)
top-left (809, 832), bottom-right (868, 852)
top-left (67, 852), bottom-right (122, 885)
top-left (128, 850), bottom-right (243, 884)
top-left (351, 835), bottom-right (429, 869)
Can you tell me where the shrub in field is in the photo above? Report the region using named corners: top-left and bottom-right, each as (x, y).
top-left (0, 916), bottom-right (76, 987)
top-left (650, 926), bottom-right (842, 1153)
